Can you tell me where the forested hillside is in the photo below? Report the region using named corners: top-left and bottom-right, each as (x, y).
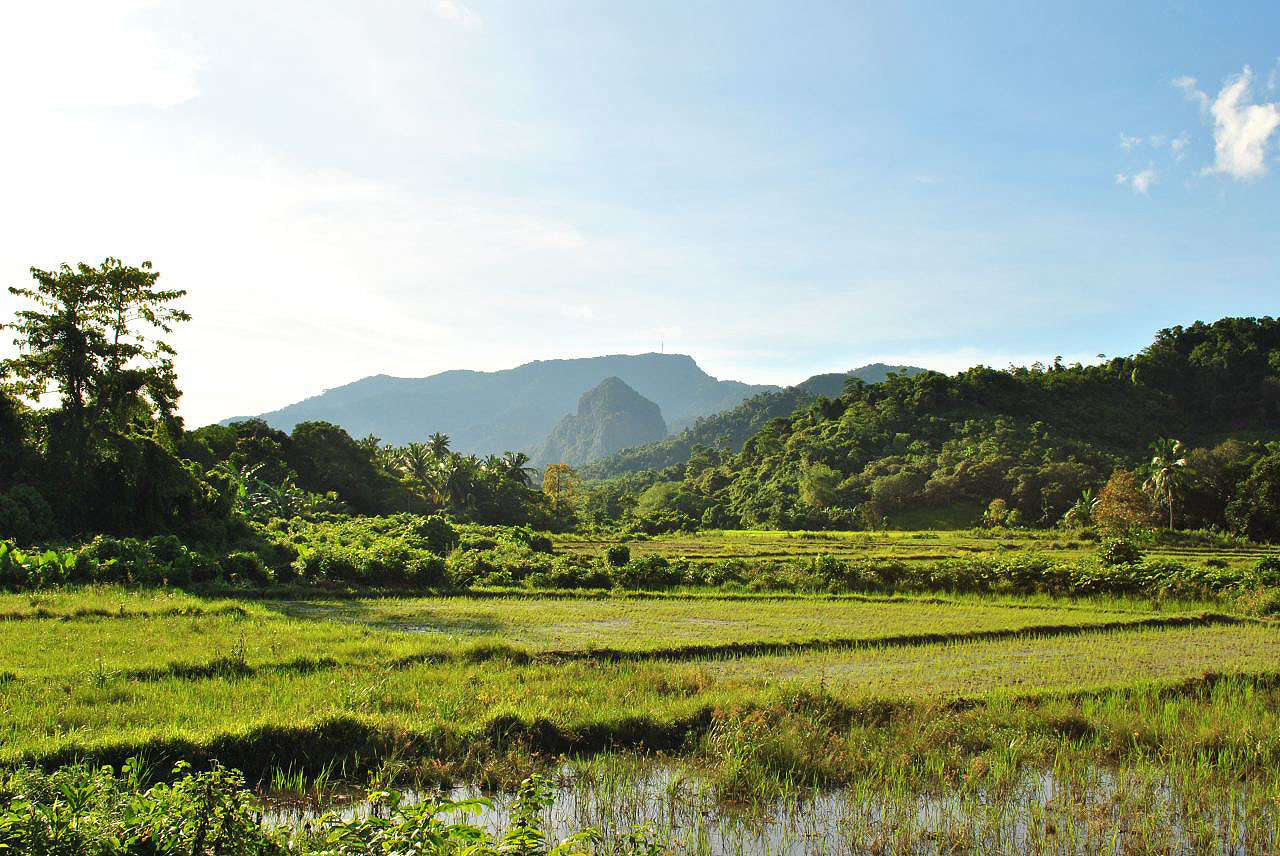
top-left (531, 377), bottom-right (667, 467)
top-left (601, 319), bottom-right (1280, 534)
top-left (581, 364), bottom-right (924, 479)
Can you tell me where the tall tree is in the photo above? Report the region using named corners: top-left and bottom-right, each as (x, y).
top-left (427, 432), bottom-right (451, 458)
top-left (1, 258), bottom-right (188, 431)
top-left (1145, 437), bottom-right (1188, 529)
top-left (499, 451), bottom-right (537, 486)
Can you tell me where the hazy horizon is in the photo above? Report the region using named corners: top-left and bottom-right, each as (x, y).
top-left (2, 1), bottom-right (1278, 427)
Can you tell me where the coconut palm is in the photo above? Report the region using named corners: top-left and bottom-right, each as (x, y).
top-left (396, 442), bottom-right (435, 484)
top-left (500, 451), bottom-right (537, 486)
top-left (427, 432), bottom-right (451, 458)
top-left (1145, 437), bottom-right (1188, 529)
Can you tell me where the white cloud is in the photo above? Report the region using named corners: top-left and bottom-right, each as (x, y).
top-left (1130, 167), bottom-right (1156, 194)
top-left (564, 304), bottom-right (595, 320)
top-left (1119, 132), bottom-right (1142, 150)
top-left (1149, 134), bottom-right (1167, 147)
top-left (1114, 168), bottom-right (1155, 194)
top-left (1203, 67), bottom-right (1280, 180)
top-left (434, 0), bottom-right (481, 29)
top-left (1170, 131), bottom-right (1190, 160)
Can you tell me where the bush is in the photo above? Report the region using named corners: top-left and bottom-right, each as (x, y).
top-left (605, 544), bottom-right (631, 567)
top-left (0, 485), bottom-right (53, 544)
top-left (1099, 537), bottom-right (1143, 566)
top-left (1253, 555), bottom-right (1280, 587)
top-left (219, 550), bottom-right (271, 586)
top-left (611, 555), bottom-right (688, 589)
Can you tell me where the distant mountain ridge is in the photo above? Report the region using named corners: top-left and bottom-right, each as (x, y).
top-left (580, 363), bottom-right (925, 479)
top-left (531, 377), bottom-right (667, 467)
top-left (226, 353), bottom-right (778, 456)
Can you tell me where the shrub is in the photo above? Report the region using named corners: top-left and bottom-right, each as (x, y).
top-left (0, 485), bottom-right (53, 544)
top-left (219, 551), bottom-right (271, 586)
top-left (1253, 555), bottom-right (1280, 587)
top-left (605, 544), bottom-right (631, 567)
top-left (409, 514), bottom-right (459, 553)
top-left (1099, 538), bottom-right (1143, 566)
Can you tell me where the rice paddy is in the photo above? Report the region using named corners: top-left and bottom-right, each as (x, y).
top-left (5, 543), bottom-right (1280, 853)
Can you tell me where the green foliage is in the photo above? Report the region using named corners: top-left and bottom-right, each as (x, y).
top-left (1226, 453), bottom-right (1280, 543)
top-left (613, 318), bottom-right (1280, 534)
top-left (605, 543), bottom-right (631, 567)
top-left (0, 759), bottom-right (282, 855)
top-left (1, 761), bottom-right (650, 855)
top-left (0, 484), bottom-right (54, 544)
top-left (1099, 537), bottom-right (1144, 566)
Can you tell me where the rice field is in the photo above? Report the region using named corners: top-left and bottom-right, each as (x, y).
top-left (554, 527), bottom-right (1274, 574)
top-left (5, 566), bottom-right (1280, 853)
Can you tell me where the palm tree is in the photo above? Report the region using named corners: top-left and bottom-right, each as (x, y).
top-left (1145, 437), bottom-right (1188, 529)
top-left (438, 454), bottom-right (476, 511)
top-left (396, 443), bottom-right (435, 484)
top-left (427, 432), bottom-right (451, 458)
top-left (500, 451), bottom-right (537, 486)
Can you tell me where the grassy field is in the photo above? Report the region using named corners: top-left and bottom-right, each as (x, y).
top-left (5, 539), bottom-right (1280, 852)
top-left (554, 527), bottom-right (1275, 574)
top-left (0, 583), bottom-right (1274, 774)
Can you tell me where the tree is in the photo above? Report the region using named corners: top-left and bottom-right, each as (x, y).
top-left (1093, 468), bottom-right (1153, 532)
top-left (799, 462), bottom-right (841, 508)
top-left (0, 259), bottom-right (207, 534)
top-left (1, 258), bottom-right (188, 430)
top-left (1226, 453), bottom-right (1280, 542)
top-left (396, 443), bottom-right (435, 484)
top-left (427, 432), bottom-right (451, 458)
top-left (499, 451), bottom-right (537, 486)
top-left (542, 464), bottom-right (581, 518)
top-left (1144, 437), bottom-right (1188, 529)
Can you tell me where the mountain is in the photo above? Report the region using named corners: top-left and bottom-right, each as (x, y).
top-left (531, 377), bottom-right (667, 467)
top-left (226, 353), bottom-right (777, 456)
top-left (580, 364), bottom-right (926, 479)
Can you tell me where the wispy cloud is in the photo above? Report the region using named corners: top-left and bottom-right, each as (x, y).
top-left (1119, 132), bottom-right (1143, 150)
top-left (1170, 131), bottom-right (1190, 161)
top-left (1115, 167), bottom-right (1155, 194)
top-left (1173, 75), bottom-right (1209, 112)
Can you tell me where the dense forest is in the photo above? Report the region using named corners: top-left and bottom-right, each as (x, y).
top-left (2, 259), bottom-right (1279, 555)
top-left (580, 364), bottom-right (923, 480)
top-left (598, 319), bottom-right (1280, 536)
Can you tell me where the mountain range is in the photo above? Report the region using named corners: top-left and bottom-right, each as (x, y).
top-left (229, 354), bottom-right (926, 468)
top-left (229, 353), bottom-right (777, 456)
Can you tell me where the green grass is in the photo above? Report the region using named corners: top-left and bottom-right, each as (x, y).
top-left (0, 587), bottom-right (1274, 780)
top-left (0, 587), bottom-right (1188, 681)
top-left (713, 622), bottom-right (1280, 697)
top-left (554, 527), bottom-right (1275, 576)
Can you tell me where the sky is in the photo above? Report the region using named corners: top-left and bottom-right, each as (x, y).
top-left (1, 1), bottom-right (1278, 427)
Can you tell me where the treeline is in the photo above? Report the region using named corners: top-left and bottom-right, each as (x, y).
top-left (0, 259), bottom-right (563, 550)
top-left (580, 364), bottom-right (922, 480)
top-left (2, 257), bottom-right (1278, 548)
top-left (585, 318), bottom-right (1280, 538)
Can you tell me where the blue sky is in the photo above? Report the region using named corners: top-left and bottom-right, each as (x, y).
top-left (1, 1), bottom-right (1277, 425)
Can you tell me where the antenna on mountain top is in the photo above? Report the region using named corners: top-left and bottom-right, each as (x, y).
top-left (660, 341), bottom-right (664, 353)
